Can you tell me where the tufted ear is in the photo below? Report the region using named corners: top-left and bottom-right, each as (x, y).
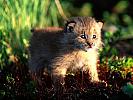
top-left (65, 20), bottom-right (76, 32)
top-left (65, 20), bottom-right (76, 26)
top-left (97, 22), bottom-right (104, 29)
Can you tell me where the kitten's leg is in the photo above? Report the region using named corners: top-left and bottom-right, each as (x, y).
top-left (88, 61), bottom-right (99, 82)
top-left (52, 67), bottom-right (67, 84)
top-left (52, 67), bottom-right (67, 99)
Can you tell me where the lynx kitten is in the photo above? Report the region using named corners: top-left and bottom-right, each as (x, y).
top-left (29, 17), bottom-right (103, 82)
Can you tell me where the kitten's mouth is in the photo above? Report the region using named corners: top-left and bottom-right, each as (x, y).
top-left (83, 45), bottom-right (94, 52)
top-left (84, 43), bottom-right (93, 49)
top-left (78, 43), bottom-right (94, 52)
top-left (88, 45), bottom-right (92, 48)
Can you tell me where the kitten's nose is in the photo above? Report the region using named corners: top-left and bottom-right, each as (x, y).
top-left (86, 42), bottom-right (93, 48)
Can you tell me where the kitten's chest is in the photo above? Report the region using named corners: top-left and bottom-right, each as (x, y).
top-left (71, 50), bottom-right (98, 69)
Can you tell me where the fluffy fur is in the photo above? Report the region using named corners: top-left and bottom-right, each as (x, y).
top-left (29, 17), bottom-right (103, 82)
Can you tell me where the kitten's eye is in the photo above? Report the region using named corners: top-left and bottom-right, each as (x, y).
top-left (68, 26), bottom-right (74, 32)
top-left (80, 34), bottom-right (86, 39)
top-left (93, 35), bottom-right (96, 39)
top-left (80, 32), bottom-right (88, 39)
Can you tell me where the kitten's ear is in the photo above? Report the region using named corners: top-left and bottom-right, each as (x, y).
top-left (97, 22), bottom-right (104, 29)
top-left (65, 20), bottom-right (76, 32)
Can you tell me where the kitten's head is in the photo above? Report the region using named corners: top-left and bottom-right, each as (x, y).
top-left (64, 17), bottom-right (103, 51)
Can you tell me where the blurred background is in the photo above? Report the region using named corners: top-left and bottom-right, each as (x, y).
top-left (0, 0), bottom-right (133, 99)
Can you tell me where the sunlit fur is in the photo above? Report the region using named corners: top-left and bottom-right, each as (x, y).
top-left (29, 17), bottom-right (103, 82)
top-left (52, 17), bottom-right (103, 82)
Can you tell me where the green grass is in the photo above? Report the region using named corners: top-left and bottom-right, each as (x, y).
top-left (0, 0), bottom-right (62, 68)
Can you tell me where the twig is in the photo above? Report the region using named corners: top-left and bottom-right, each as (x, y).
top-left (55, 0), bottom-right (68, 20)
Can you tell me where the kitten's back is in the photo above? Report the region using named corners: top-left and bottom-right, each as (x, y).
top-left (29, 27), bottom-right (63, 73)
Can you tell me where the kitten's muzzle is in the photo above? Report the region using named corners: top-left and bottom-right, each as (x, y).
top-left (86, 42), bottom-right (93, 48)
